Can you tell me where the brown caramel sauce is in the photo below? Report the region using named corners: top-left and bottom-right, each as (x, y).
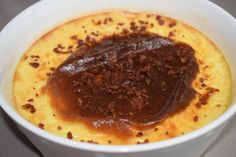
top-left (46, 32), bottom-right (199, 137)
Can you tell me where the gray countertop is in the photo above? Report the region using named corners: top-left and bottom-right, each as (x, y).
top-left (0, 0), bottom-right (235, 156)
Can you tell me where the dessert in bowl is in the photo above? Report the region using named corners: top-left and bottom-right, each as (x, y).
top-left (0, 0), bottom-right (236, 157)
top-left (13, 10), bottom-right (231, 145)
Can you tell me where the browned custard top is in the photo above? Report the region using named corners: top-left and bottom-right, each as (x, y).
top-left (47, 33), bottom-right (199, 135)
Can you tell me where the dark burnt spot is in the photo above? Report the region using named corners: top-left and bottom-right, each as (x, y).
top-left (27, 98), bottom-right (34, 102)
top-left (70, 35), bottom-right (78, 40)
top-left (22, 103), bottom-right (36, 113)
top-left (137, 139), bottom-right (149, 144)
top-left (46, 72), bottom-right (51, 77)
top-left (30, 55), bottom-right (40, 59)
top-left (168, 31), bottom-right (175, 37)
top-left (201, 83), bottom-right (206, 88)
top-left (203, 65), bottom-right (209, 69)
top-left (38, 123), bottom-right (44, 129)
top-left (91, 32), bottom-right (99, 37)
top-left (29, 62), bottom-right (40, 68)
top-left (138, 20), bottom-right (148, 25)
top-left (92, 19), bottom-right (102, 25)
top-left (156, 15), bottom-right (165, 25)
top-left (53, 44), bottom-right (73, 54)
top-left (169, 21), bottom-right (176, 28)
top-left (198, 87), bottom-right (219, 105)
top-left (85, 35), bottom-right (95, 45)
top-left (67, 131), bottom-right (73, 139)
top-left (50, 67), bottom-right (56, 71)
top-left (122, 28), bottom-right (129, 35)
top-left (195, 102), bottom-right (201, 108)
top-left (103, 18), bottom-right (108, 25)
top-left (193, 116), bottom-right (199, 122)
top-left (117, 22), bottom-right (125, 26)
top-left (216, 104), bottom-right (221, 107)
top-left (86, 140), bottom-right (99, 144)
top-left (199, 77), bottom-right (205, 83)
top-left (108, 17), bottom-right (113, 22)
top-left (130, 21), bottom-right (139, 32)
top-left (57, 126), bottom-right (62, 130)
top-left (136, 132), bottom-right (144, 137)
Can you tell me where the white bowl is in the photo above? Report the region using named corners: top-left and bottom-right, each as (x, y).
top-left (0, 0), bottom-right (236, 157)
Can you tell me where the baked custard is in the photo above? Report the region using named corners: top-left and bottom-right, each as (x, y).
top-left (13, 11), bottom-right (231, 145)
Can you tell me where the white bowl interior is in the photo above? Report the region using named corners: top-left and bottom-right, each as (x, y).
top-left (0, 0), bottom-right (236, 152)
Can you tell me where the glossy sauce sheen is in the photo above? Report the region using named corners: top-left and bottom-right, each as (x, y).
top-left (47, 33), bottom-right (199, 135)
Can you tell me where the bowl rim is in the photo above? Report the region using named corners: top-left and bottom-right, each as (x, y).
top-left (0, 0), bottom-right (236, 153)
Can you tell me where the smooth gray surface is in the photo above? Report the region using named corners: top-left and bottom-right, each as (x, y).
top-left (0, 0), bottom-right (235, 157)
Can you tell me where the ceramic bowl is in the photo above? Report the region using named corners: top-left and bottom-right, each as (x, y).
top-left (0, 0), bottom-right (236, 157)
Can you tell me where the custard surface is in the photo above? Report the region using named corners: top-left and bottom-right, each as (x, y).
top-left (13, 11), bottom-right (231, 145)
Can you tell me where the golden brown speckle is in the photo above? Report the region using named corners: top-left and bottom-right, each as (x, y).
top-left (38, 123), bottom-right (44, 129)
top-left (193, 116), bottom-right (199, 122)
top-left (67, 131), bottom-right (73, 139)
top-left (21, 104), bottom-right (36, 113)
top-left (136, 132), bottom-right (144, 137)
